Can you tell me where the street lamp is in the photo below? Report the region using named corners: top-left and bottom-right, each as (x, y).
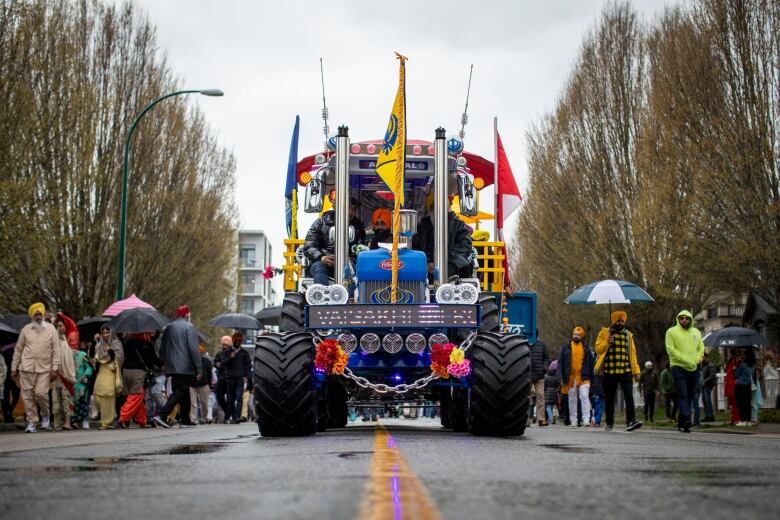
top-left (116, 88), bottom-right (224, 300)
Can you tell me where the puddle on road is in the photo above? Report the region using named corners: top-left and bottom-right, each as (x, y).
top-left (336, 451), bottom-right (374, 459)
top-left (156, 442), bottom-right (229, 455)
top-left (634, 465), bottom-right (770, 487)
top-left (1, 465), bottom-right (114, 475)
top-left (539, 443), bottom-right (597, 453)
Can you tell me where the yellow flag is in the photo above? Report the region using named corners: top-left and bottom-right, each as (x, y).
top-left (376, 53), bottom-right (406, 206)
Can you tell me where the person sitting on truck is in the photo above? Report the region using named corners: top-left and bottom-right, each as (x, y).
top-left (368, 208), bottom-right (392, 250)
top-left (303, 195), bottom-right (362, 285)
top-left (412, 196), bottom-right (473, 281)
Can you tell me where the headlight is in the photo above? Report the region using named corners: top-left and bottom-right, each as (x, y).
top-left (428, 333), bottom-right (449, 349)
top-left (435, 283), bottom-right (479, 304)
top-left (306, 284), bottom-right (349, 305)
top-left (338, 333), bottom-right (357, 353)
top-left (382, 333), bottom-right (403, 354)
top-left (405, 333), bottom-right (426, 353)
top-left (360, 333), bottom-right (380, 354)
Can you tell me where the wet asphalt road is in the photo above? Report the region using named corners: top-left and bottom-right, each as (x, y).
top-left (0, 419), bottom-right (778, 520)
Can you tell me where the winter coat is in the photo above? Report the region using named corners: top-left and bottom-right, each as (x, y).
top-left (665, 310), bottom-right (704, 372)
top-left (594, 327), bottom-right (640, 376)
top-left (558, 342), bottom-right (594, 384)
top-left (411, 212), bottom-right (474, 277)
top-left (529, 340), bottom-right (550, 382)
top-left (544, 371), bottom-right (560, 405)
top-left (195, 356), bottom-right (214, 387)
top-left (221, 346), bottom-right (251, 380)
top-left (159, 318), bottom-right (202, 377)
top-left (11, 321), bottom-right (60, 374)
top-left (660, 368), bottom-right (675, 394)
top-left (702, 361), bottom-right (717, 389)
top-left (734, 362), bottom-right (751, 386)
top-left (122, 338), bottom-right (162, 371)
top-left (303, 210), bottom-right (337, 263)
top-left (639, 368), bottom-right (658, 394)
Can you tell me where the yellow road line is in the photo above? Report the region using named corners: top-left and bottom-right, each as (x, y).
top-left (358, 422), bottom-right (443, 520)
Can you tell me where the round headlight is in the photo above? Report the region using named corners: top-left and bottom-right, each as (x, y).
top-left (360, 333), bottom-right (380, 354)
top-left (405, 333), bottom-right (426, 354)
top-left (306, 284), bottom-right (327, 305)
top-left (338, 333), bottom-right (357, 353)
top-left (383, 333), bottom-right (403, 354)
top-left (428, 333), bottom-right (449, 349)
top-left (327, 284), bottom-right (349, 305)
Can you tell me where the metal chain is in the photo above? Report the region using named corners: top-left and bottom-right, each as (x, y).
top-left (311, 331), bottom-right (478, 395)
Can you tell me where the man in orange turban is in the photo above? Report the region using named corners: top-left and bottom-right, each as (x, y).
top-left (595, 310), bottom-right (641, 432)
top-left (558, 326), bottom-right (594, 427)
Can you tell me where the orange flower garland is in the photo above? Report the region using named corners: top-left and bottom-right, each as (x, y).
top-left (315, 339), bottom-right (349, 375)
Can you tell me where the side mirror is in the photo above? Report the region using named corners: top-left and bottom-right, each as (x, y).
top-left (304, 168), bottom-right (328, 213)
top-left (457, 172), bottom-right (477, 216)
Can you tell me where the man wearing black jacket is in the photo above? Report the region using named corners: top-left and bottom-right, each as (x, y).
top-left (153, 305), bottom-right (202, 428)
top-left (220, 332), bottom-right (251, 424)
top-left (412, 209), bottom-right (473, 281)
top-left (213, 335), bottom-right (232, 422)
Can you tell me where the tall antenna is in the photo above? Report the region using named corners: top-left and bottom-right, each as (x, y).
top-left (320, 57), bottom-right (329, 150)
top-left (459, 64), bottom-right (474, 140)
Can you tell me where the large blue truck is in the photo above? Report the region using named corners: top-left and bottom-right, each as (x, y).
top-left (253, 127), bottom-right (534, 436)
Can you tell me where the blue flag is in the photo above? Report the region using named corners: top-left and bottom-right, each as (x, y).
top-left (285, 115), bottom-right (300, 238)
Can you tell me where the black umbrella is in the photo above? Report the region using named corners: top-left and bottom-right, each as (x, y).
top-left (702, 327), bottom-right (765, 348)
top-left (109, 308), bottom-right (170, 334)
top-left (207, 313), bottom-right (261, 330)
top-left (0, 322), bottom-right (19, 345)
top-left (76, 316), bottom-right (111, 340)
top-left (0, 313), bottom-right (30, 331)
top-left (255, 306), bottom-right (281, 327)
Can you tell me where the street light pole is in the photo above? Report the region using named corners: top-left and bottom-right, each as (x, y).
top-left (116, 88), bottom-right (224, 300)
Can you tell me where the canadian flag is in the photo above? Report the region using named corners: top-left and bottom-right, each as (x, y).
top-left (495, 127), bottom-right (522, 286)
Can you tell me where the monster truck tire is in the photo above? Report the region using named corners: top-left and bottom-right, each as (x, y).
top-left (280, 292), bottom-right (305, 333)
top-left (327, 377), bottom-right (349, 428)
top-left (467, 332), bottom-right (530, 436)
top-left (449, 387), bottom-right (468, 432)
top-left (458, 293), bottom-right (499, 342)
top-left (478, 293), bottom-right (500, 332)
top-left (253, 332), bottom-right (317, 437)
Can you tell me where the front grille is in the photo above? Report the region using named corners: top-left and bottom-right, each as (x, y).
top-left (359, 280), bottom-right (426, 304)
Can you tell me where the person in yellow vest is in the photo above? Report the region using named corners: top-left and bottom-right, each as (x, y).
top-left (595, 311), bottom-right (642, 432)
top-left (558, 327), bottom-right (594, 427)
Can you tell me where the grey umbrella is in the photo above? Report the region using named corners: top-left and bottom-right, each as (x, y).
top-left (207, 313), bottom-right (261, 330)
top-left (0, 313), bottom-right (30, 331)
top-left (109, 308), bottom-right (170, 334)
top-left (0, 322), bottom-right (19, 345)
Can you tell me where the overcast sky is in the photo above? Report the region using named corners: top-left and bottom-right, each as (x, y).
top-left (131, 0), bottom-right (678, 299)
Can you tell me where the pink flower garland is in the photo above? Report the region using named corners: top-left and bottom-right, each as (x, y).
top-left (431, 342), bottom-right (471, 378)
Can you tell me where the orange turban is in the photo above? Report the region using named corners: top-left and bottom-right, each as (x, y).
top-left (573, 326), bottom-right (585, 335)
top-left (610, 311), bottom-right (627, 325)
top-left (372, 208), bottom-right (392, 227)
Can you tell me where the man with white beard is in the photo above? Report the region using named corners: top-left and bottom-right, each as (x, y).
top-left (11, 303), bottom-right (60, 432)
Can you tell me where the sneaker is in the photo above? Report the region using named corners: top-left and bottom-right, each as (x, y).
top-left (152, 416), bottom-right (172, 429)
top-left (735, 421), bottom-right (747, 427)
top-left (81, 420), bottom-right (90, 430)
top-left (25, 423), bottom-right (37, 433)
top-left (40, 417), bottom-right (51, 430)
top-left (605, 425), bottom-right (613, 431)
top-left (626, 421), bottom-right (643, 432)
